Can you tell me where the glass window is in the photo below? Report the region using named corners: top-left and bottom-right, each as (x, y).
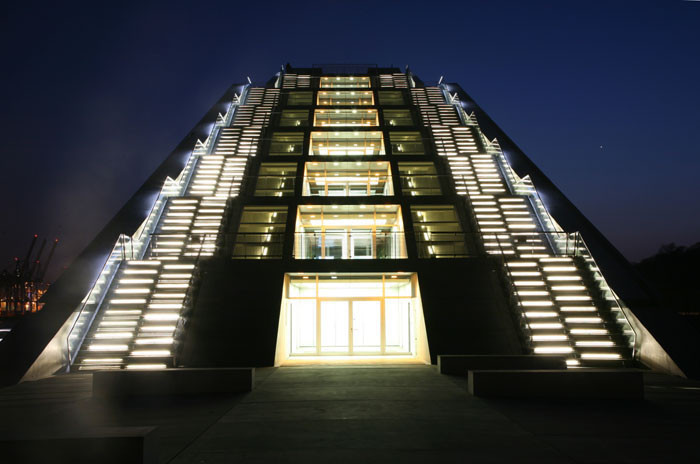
top-left (255, 163), bottom-right (297, 197)
top-left (383, 109), bottom-right (414, 127)
top-left (411, 205), bottom-right (465, 258)
top-left (310, 131), bottom-right (385, 156)
top-left (284, 272), bottom-right (416, 356)
top-left (398, 162), bottom-right (441, 196)
top-left (233, 206), bottom-right (287, 259)
top-left (314, 109), bottom-right (378, 127)
top-left (287, 91), bottom-right (312, 106)
top-left (269, 132), bottom-right (303, 156)
top-left (303, 161), bottom-right (393, 197)
top-left (294, 205), bottom-right (406, 259)
top-left (390, 132), bottom-right (425, 155)
top-left (279, 110), bottom-right (309, 127)
top-left (317, 90), bottom-right (374, 106)
top-left (320, 76), bottom-right (371, 88)
top-left (378, 91), bottom-right (405, 105)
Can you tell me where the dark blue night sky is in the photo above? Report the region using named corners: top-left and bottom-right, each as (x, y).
top-left (1, 0), bottom-right (699, 280)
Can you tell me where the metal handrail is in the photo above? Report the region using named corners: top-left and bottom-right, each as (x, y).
top-left (63, 90), bottom-right (246, 368)
top-left (172, 233), bottom-right (209, 367)
top-left (567, 231), bottom-right (638, 356)
top-left (462, 192), bottom-right (535, 351)
top-left (493, 232), bottom-right (535, 352)
top-left (66, 234), bottom-right (132, 365)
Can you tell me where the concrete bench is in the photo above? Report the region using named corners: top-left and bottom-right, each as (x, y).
top-left (438, 355), bottom-right (566, 375)
top-left (468, 369), bottom-right (644, 400)
top-left (2, 426), bottom-right (157, 464)
top-left (93, 367), bottom-right (254, 398)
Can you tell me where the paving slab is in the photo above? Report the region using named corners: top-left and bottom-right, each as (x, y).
top-left (1, 366), bottom-right (699, 463)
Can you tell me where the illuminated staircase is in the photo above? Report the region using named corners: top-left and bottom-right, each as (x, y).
top-left (69, 87), bottom-right (279, 371)
top-left (410, 81), bottom-right (636, 368)
top-left (507, 256), bottom-right (633, 367)
top-left (71, 260), bottom-right (195, 371)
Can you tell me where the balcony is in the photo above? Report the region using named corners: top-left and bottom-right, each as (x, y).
top-left (303, 161), bottom-right (393, 196)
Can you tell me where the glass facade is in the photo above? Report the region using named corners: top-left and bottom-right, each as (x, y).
top-left (411, 205), bottom-right (466, 258)
top-left (69, 67), bottom-right (636, 372)
top-left (320, 76), bottom-right (371, 88)
top-left (302, 161), bottom-right (393, 197)
top-left (318, 90), bottom-right (374, 106)
top-left (67, 67), bottom-right (638, 373)
top-left (233, 206), bottom-right (288, 259)
top-left (269, 132), bottom-right (303, 156)
top-left (314, 109), bottom-right (379, 127)
top-left (279, 110), bottom-right (309, 127)
top-left (255, 163), bottom-right (297, 197)
top-left (294, 205), bottom-right (406, 259)
top-left (390, 132), bottom-right (425, 155)
top-left (377, 91), bottom-right (405, 105)
top-left (309, 131), bottom-right (385, 156)
top-left (398, 162), bottom-right (441, 196)
top-left (287, 91), bottom-right (313, 105)
top-left (285, 273), bottom-right (415, 356)
top-left (383, 109), bottom-right (414, 126)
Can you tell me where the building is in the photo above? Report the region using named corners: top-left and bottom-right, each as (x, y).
top-left (0, 236), bottom-right (57, 318)
top-left (1, 64), bottom-right (697, 386)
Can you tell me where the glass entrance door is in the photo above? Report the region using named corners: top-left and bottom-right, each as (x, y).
top-left (320, 301), bottom-right (349, 353)
top-left (317, 299), bottom-right (383, 355)
top-left (286, 274), bottom-right (416, 358)
top-left (351, 300), bottom-right (381, 353)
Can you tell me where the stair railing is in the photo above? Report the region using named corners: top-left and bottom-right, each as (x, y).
top-left (567, 231), bottom-right (638, 357)
top-left (492, 231), bottom-right (534, 352)
top-left (66, 234), bottom-right (132, 366)
top-left (172, 232), bottom-right (210, 366)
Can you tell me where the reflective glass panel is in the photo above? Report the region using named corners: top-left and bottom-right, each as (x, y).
top-left (287, 91), bottom-right (312, 105)
top-left (255, 163), bottom-right (297, 197)
top-left (320, 76), bottom-right (371, 88)
top-left (269, 132), bottom-right (303, 156)
top-left (383, 109), bottom-right (414, 126)
top-left (320, 301), bottom-right (349, 352)
top-left (390, 132), bottom-right (425, 155)
top-left (303, 161), bottom-right (393, 197)
top-left (317, 90), bottom-right (374, 106)
top-left (285, 273), bottom-right (416, 356)
top-left (233, 206), bottom-right (287, 259)
top-left (294, 205), bottom-right (406, 259)
top-left (398, 162), bottom-right (441, 196)
top-left (411, 205), bottom-right (466, 258)
top-left (314, 109), bottom-right (378, 127)
top-left (309, 131), bottom-right (385, 156)
top-left (378, 91), bottom-right (405, 105)
top-left (279, 110), bottom-right (309, 127)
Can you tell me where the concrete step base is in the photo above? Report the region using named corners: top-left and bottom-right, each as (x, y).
top-left (1, 426), bottom-right (157, 464)
top-left (438, 355), bottom-right (566, 375)
top-left (468, 369), bottom-right (644, 400)
top-left (93, 368), bottom-right (254, 398)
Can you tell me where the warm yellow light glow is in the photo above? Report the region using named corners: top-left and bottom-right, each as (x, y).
top-left (130, 350), bottom-right (171, 357)
top-left (126, 364), bottom-right (167, 370)
top-left (89, 344), bottom-right (128, 352)
top-left (94, 333), bottom-right (133, 339)
top-left (580, 353), bottom-right (621, 359)
top-left (534, 346), bottom-right (574, 353)
top-left (532, 335), bottom-right (568, 341)
top-left (144, 313), bottom-right (179, 321)
top-left (134, 337), bottom-right (173, 345)
top-left (575, 341), bottom-right (614, 347)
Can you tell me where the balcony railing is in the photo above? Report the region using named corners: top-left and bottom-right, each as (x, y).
top-left (66, 234), bottom-right (133, 365)
top-left (295, 231), bottom-right (407, 260)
